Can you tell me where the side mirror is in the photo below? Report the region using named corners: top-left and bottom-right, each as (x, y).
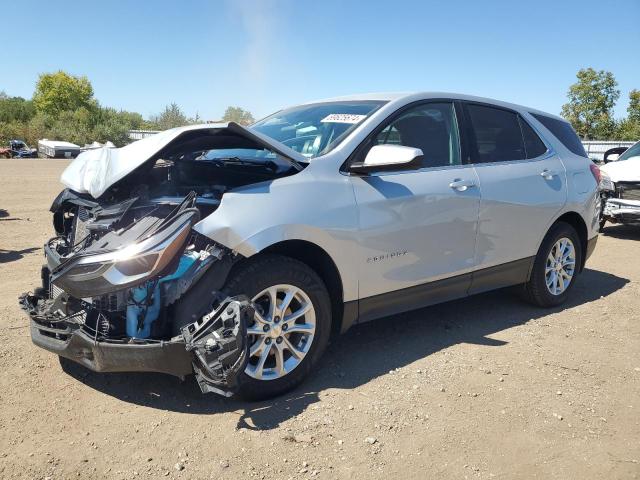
top-left (603, 146), bottom-right (627, 164)
top-left (349, 144), bottom-right (423, 174)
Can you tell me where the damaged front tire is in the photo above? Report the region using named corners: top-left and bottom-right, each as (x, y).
top-left (223, 254), bottom-right (331, 401)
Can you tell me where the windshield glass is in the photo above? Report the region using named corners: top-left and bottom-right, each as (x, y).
top-left (251, 101), bottom-right (386, 158)
top-left (618, 142), bottom-right (640, 162)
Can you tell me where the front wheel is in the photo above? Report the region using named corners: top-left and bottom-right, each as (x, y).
top-left (223, 254), bottom-right (331, 400)
top-left (521, 222), bottom-right (582, 307)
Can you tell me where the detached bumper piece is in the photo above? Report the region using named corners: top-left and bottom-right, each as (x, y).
top-left (182, 297), bottom-right (252, 397)
top-left (603, 198), bottom-right (640, 225)
top-left (20, 289), bottom-right (253, 397)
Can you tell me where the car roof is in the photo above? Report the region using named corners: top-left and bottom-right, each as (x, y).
top-left (299, 91), bottom-right (565, 122)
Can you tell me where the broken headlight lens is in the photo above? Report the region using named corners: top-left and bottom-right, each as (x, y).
top-left (599, 171), bottom-right (615, 192)
top-left (51, 216), bottom-right (193, 299)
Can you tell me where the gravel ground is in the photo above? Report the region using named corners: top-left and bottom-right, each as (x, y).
top-left (0, 159), bottom-right (639, 480)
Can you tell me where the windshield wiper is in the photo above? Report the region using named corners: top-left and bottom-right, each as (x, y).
top-left (208, 157), bottom-right (290, 172)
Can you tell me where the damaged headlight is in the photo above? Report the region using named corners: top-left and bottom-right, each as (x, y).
top-left (51, 211), bottom-right (196, 298)
top-left (599, 171), bottom-right (615, 192)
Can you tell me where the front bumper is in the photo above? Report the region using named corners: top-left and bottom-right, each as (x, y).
top-left (603, 198), bottom-right (640, 225)
top-left (21, 271), bottom-right (251, 395)
top-left (30, 319), bottom-right (193, 377)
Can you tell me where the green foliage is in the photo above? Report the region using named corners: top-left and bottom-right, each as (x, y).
top-left (615, 118), bottom-right (640, 141)
top-left (612, 90), bottom-right (640, 141)
top-left (0, 121), bottom-right (29, 145)
top-left (0, 94), bottom-right (36, 124)
top-left (149, 103), bottom-right (190, 130)
top-left (91, 108), bottom-right (145, 146)
top-left (222, 106), bottom-right (255, 125)
top-left (561, 68), bottom-right (620, 140)
top-left (0, 107), bottom-right (148, 148)
top-left (628, 89), bottom-right (640, 123)
top-left (33, 71), bottom-right (95, 117)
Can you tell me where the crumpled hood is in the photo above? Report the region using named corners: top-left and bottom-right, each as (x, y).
top-left (600, 157), bottom-right (640, 183)
top-left (60, 122), bottom-right (308, 199)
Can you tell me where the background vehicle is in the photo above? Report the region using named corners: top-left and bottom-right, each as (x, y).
top-left (38, 139), bottom-right (81, 158)
top-left (22, 93), bottom-right (599, 400)
top-left (599, 140), bottom-right (640, 227)
top-left (0, 140), bottom-right (38, 158)
top-left (602, 146), bottom-right (629, 164)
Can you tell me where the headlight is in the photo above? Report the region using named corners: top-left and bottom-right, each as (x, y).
top-left (51, 211), bottom-right (196, 299)
top-left (599, 171), bottom-right (615, 192)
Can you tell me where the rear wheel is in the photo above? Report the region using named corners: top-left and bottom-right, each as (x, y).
top-left (223, 254), bottom-right (331, 400)
top-left (522, 222), bottom-right (582, 307)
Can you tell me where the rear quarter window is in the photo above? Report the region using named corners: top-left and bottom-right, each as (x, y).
top-left (518, 117), bottom-right (547, 158)
top-left (530, 113), bottom-right (587, 157)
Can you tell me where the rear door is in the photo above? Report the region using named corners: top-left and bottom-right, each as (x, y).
top-left (462, 102), bottom-right (567, 292)
top-left (349, 101), bottom-right (481, 319)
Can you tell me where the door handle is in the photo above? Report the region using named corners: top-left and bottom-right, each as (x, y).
top-left (540, 169), bottom-right (557, 180)
top-left (449, 179), bottom-right (476, 192)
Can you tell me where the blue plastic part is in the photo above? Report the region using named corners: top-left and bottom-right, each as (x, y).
top-left (126, 252), bottom-right (199, 338)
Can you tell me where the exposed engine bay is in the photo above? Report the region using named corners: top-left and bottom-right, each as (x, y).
top-left (19, 123), bottom-right (305, 396)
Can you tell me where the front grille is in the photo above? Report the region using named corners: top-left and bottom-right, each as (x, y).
top-left (618, 182), bottom-right (640, 202)
top-left (50, 283), bottom-right (64, 300)
top-left (92, 294), bottom-right (121, 312)
top-left (73, 206), bottom-right (91, 245)
top-left (33, 317), bottom-right (74, 341)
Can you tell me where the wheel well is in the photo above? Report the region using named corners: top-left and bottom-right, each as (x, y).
top-left (260, 240), bottom-right (344, 337)
top-left (554, 212), bottom-right (588, 271)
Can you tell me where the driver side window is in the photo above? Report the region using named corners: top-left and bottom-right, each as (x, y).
top-left (374, 102), bottom-right (461, 168)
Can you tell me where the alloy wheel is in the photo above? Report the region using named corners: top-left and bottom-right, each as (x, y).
top-left (545, 237), bottom-right (576, 296)
top-left (245, 284), bottom-right (316, 380)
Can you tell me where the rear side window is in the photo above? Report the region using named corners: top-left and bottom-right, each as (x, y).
top-left (530, 113), bottom-right (587, 157)
top-left (466, 104), bottom-right (525, 162)
top-left (519, 117), bottom-right (548, 158)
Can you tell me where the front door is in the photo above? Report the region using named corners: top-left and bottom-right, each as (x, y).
top-left (349, 101), bottom-right (481, 320)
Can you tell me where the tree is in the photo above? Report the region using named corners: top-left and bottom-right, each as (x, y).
top-left (92, 108), bottom-right (145, 146)
top-left (614, 90), bottom-right (640, 140)
top-left (151, 103), bottom-right (189, 130)
top-left (561, 68), bottom-right (620, 140)
top-left (222, 106), bottom-right (255, 125)
top-left (33, 71), bottom-right (95, 117)
top-left (628, 89), bottom-right (640, 123)
top-left (0, 95), bottom-right (36, 123)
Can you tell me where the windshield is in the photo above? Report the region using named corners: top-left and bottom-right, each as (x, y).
top-left (618, 141), bottom-right (640, 162)
top-left (251, 101), bottom-right (386, 158)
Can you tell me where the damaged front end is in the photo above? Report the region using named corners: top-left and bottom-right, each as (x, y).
top-left (20, 191), bottom-right (252, 396)
top-left (601, 182), bottom-right (640, 226)
top-left (20, 123), bottom-right (308, 396)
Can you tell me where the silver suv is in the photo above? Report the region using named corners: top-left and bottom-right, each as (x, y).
top-left (21, 93), bottom-right (600, 400)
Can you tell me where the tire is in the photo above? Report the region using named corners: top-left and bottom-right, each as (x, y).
top-left (521, 222), bottom-right (582, 308)
top-left (223, 254), bottom-right (331, 401)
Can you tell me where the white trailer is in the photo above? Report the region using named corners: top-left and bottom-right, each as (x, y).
top-left (38, 139), bottom-right (81, 159)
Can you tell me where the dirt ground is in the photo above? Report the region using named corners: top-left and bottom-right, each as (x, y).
top-left (0, 159), bottom-right (638, 480)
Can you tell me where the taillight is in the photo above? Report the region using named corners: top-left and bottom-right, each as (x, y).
top-left (590, 163), bottom-right (601, 184)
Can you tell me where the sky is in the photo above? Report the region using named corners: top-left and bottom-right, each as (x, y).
top-left (3, 0), bottom-right (639, 121)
